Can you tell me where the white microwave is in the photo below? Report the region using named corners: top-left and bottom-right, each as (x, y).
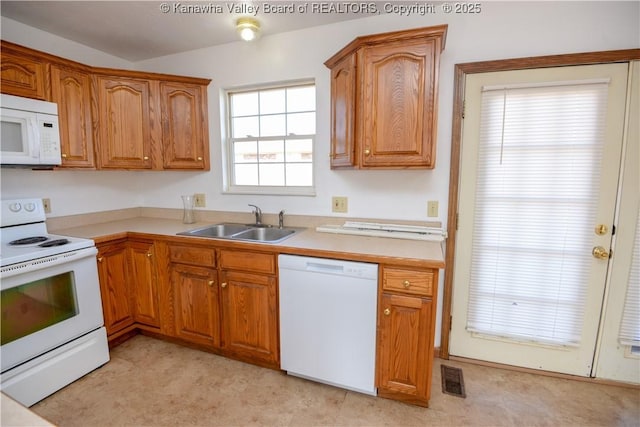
top-left (0, 94), bottom-right (61, 167)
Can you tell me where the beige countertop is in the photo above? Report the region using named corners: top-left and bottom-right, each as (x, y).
top-left (1, 393), bottom-right (54, 426)
top-left (53, 216), bottom-right (445, 268)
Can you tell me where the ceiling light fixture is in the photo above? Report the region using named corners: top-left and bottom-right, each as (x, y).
top-left (236, 17), bottom-right (261, 41)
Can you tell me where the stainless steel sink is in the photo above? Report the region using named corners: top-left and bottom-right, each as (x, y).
top-left (232, 227), bottom-right (297, 243)
top-left (178, 223), bottom-right (301, 243)
top-left (178, 223), bottom-right (251, 238)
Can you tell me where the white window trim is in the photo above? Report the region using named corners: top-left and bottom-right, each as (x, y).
top-left (221, 79), bottom-right (316, 196)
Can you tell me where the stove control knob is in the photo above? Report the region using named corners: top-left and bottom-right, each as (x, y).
top-left (9, 203), bottom-right (22, 212)
top-left (24, 203), bottom-right (36, 212)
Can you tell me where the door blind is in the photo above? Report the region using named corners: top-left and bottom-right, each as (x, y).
top-left (466, 81), bottom-right (610, 346)
top-left (619, 209), bottom-right (640, 346)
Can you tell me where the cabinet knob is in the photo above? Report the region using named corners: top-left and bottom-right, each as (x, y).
top-left (143, 156), bottom-right (149, 160)
top-left (364, 148), bottom-right (371, 155)
top-left (197, 157), bottom-right (203, 161)
top-left (146, 252), bottom-right (153, 258)
top-left (61, 153), bottom-right (68, 158)
top-left (383, 308), bottom-right (391, 316)
top-left (208, 280), bottom-right (215, 287)
top-left (97, 257), bottom-right (104, 263)
top-left (403, 280), bottom-right (411, 288)
top-left (221, 282), bottom-right (227, 288)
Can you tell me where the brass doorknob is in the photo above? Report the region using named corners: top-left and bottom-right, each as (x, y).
top-left (383, 308), bottom-right (391, 316)
top-left (592, 246), bottom-right (610, 260)
top-left (221, 282), bottom-right (227, 288)
top-left (595, 224), bottom-right (609, 236)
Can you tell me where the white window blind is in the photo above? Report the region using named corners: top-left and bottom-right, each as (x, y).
top-left (466, 81), bottom-right (609, 346)
top-left (619, 209), bottom-right (640, 346)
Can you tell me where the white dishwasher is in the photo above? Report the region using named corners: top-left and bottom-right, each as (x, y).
top-left (278, 254), bottom-right (378, 395)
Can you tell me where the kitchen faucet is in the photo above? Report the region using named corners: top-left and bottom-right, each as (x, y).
top-left (278, 210), bottom-right (285, 229)
top-left (248, 204), bottom-right (262, 225)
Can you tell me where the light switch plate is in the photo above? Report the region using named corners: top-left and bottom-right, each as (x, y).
top-left (194, 193), bottom-right (206, 207)
top-left (332, 196), bottom-right (348, 213)
top-left (42, 198), bottom-right (51, 214)
top-left (427, 201), bottom-right (438, 217)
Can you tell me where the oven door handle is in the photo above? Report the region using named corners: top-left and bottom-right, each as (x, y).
top-left (0, 246), bottom-right (98, 280)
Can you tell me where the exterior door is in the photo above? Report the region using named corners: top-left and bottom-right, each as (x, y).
top-left (450, 63), bottom-right (629, 376)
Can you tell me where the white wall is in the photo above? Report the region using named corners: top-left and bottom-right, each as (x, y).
top-left (2, 2), bottom-right (638, 219)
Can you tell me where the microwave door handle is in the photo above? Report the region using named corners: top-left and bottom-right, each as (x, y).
top-left (27, 118), bottom-right (40, 158)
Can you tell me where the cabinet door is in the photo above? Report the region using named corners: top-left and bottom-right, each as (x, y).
top-left (50, 66), bottom-right (95, 168)
top-left (0, 50), bottom-right (47, 100)
top-left (377, 293), bottom-right (432, 406)
top-left (95, 76), bottom-right (155, 169)
top-left (329, 53), bottom-right (357, 168)
top-left (220, 270), bottom-right (278, 366)
top-left (128, 240), bottom-right (160, 328)
top-left (360, 39), bottom-right (438, 168)
top-left (97, 241), bottom-right (135, 336)
top-left (160, 82), bottom-right (209, 170)
top-left (171, 263), bottom-right (219, 347)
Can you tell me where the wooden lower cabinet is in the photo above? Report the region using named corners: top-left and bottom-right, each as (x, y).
top-left (171, 263), bottom-right (220, 347)
top-left (219, 270), bottom-right (278, 367)
top-left (376, 266), bottom-right (438, 407)
top-left (219, 249), bottom-right (278, 368)
top-left (128, 239), bottom-right (160, 328)
top-left (96, 240), bottom-right (135, 337)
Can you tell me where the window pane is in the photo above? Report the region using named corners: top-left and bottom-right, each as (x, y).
top-left (286, 139), bottom-right (313, 162)
top-left (260, 114), bottom-right (286, 137)
top-left (232, 116), bottom-right (259, 138)
top-left (287, 112), bottom-right (316, 135)
top-left (233, 140), bottom-right (257, 163)
top-left (286, 163), bottom-right (313, 186)
top-left (231, 92), bottom-right (258, 116)
top-left (287, 86), bottom-right (315, 112)
top-left (235, 164), bottom-right (258, 185)
top-left (260, 89), bottom-right (285, 114)
top-left (259, 163), bottom-right (285, 186)
top-left (259, 140), bottom-right (284, 163)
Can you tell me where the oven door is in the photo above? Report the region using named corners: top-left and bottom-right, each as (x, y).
top-left (0, 247), bottom-right (104, 373)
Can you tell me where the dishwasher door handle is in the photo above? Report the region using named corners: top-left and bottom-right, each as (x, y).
top-left (305, 262), bottom-right (345, 274)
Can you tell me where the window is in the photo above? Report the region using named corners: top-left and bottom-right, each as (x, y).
top-left (225, 82), bottom-right (315, 195)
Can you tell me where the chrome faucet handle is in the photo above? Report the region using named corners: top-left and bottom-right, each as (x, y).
top-left (248, 204), bottom-right (262, 224)
top-left (278, 210), bottom-right (285, 229)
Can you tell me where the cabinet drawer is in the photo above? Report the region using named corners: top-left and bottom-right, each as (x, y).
top-left (382, 267), bottom-right (434, 297)
top-left (169, 245), bottom-right (216, 267)
top-left (219, 250), bottom-right (275, 275)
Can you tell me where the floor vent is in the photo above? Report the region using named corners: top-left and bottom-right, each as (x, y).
top-left (441, 365), bottom-right (466, 398)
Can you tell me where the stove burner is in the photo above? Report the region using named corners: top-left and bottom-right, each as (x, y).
top-left (38, 239), bottom-right (70, 248)
top-left (9, 236), bottom-right (49, 245)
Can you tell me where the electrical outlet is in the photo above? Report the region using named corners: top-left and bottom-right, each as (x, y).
top-left (194, 193), bottom-right (206, 207)
top-left (42, 198), bottom-right (51, 214)
top-left (332, 196), bottom-right (348, 213)
top-left (427, 201), bottom-right (439, 218)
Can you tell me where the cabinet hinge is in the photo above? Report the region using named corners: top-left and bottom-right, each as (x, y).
top-left (612, 224), bottom-right (616, 235)
top-left (461, 100), bottom-right (466, 119)
top-left (455, 213), bottom-right (459, 231)
top-left (449, 315), bottom-right (453, 331)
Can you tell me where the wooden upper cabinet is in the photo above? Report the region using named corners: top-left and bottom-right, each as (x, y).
top-left (94, 76), bottom-right (156, 169)
top-left (0, 48), bottom-right (48, 100)
top-left (160, 82), bottom-right (210, 170)
top-left (329, 54), bottom-right (357, 167)
top-left (325, 25), bottom-right (447, 169)
top-left (50, 65), bottom-right (95, 168)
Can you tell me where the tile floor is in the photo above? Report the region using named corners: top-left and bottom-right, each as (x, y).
top-left (30, 335), bottom-right (639, 426)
